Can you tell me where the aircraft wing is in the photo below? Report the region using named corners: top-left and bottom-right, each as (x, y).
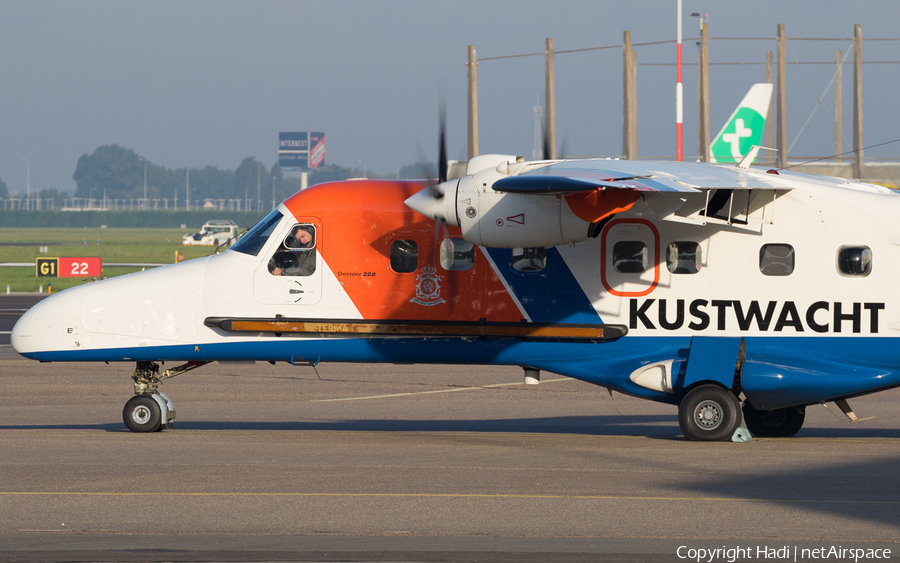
top-left (492, 160), bottom-right (793, 195)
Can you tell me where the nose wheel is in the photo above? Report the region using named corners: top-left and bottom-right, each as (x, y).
top-left (123, 360), bottom-right (207, 433)
top-left (123, 393), bottom-right (175, 432)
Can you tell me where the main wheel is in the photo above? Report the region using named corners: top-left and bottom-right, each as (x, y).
top-left (678, 384), bottom-right (742, 441)
top-left (742, 402), bottom-right (805, 438)
top-left (123, 395), bottom-right (162, 433)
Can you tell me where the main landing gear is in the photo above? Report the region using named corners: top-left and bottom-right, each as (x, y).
top-left (741, 402), bottom-right (806, 438)
top-left (123, 360), bottom-right (208, 433)
top-left (677, 384), bottom-right (810, 441)
top-left (677, 384), bottom-right (743, 442)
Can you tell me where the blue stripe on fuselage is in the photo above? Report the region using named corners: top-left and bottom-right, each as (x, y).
top-left (485, 247), bottom-right (599, 324)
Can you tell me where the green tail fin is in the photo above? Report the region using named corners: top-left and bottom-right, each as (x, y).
top-left (709, 83), bottom-right (773, 164)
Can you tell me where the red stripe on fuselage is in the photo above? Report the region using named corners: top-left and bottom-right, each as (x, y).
top-left (284, 180), bottom-right (524, 322)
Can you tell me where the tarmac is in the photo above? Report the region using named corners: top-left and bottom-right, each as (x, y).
top-left (1, 295), bottom-right (898, 562)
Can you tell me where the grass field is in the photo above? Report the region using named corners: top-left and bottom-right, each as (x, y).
top-left (0, 228), bottom-right (223, 292)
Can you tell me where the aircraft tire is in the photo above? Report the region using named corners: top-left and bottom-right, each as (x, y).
top-left (123, 395), bottom-right (162, 433)
top-left (678, 384), bottom-right (742, 441)
top-left (742, 403), bottom-right (805, 438)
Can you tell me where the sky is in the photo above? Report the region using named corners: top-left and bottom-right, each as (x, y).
top-left (1, 0), bottom-right (899, 196)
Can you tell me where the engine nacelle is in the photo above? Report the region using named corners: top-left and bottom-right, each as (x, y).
top-left (404, 155), bottom-right (596, 249)
top-left (455, 175), bottom-right (593, 248)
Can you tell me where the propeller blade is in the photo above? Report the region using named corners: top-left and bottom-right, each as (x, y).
top-left (438, 86), bottom-right (448, 183)
top-left (542, 131), bottom-right (550, 162)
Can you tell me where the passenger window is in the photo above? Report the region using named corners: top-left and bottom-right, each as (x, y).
top-left (837, 246), bottom-right (872, 277)
top-left (390, 239), bottom-right (419, 273)
top-left (230, 209), bottom-right (282, 257)
top-left (666, 242), bottom-right (701, 274)
top-left (613, 241), bottom-right (648, 273)
top-left (268, 224), bottom-right (317, 277)
top-left (511, 247), bottom-right (546, 272)
top-left (759, 244), bottom-right (794, 276)
top-left (439, 238), bottom-right (474, 271)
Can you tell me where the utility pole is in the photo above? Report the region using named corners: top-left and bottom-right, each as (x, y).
top-left (623, 31), bottom-right (637, 160)
top-left (777, 24), bottom-right (787, 169)
top-left (691, 12), bottom-right (708, 162)
top-left (467, 45), bottom-right (479, 160)
top-left (766, 50), bottom-right (775, 165)
top-left (545, 38), bottom-right (556, 159)
top-left (835, 49), bottom-right (843, 162)
top-left (853, 24), bottom-right (864, 179)
top-left (186, 168), bottom-right (190, 212)
top-left (700, 19), bottom-right (709, 162)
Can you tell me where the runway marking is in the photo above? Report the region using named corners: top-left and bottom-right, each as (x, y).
top-left (310, 377), bottom-right (573, 402)
top-left (0, 491), bottom-right (898, 505)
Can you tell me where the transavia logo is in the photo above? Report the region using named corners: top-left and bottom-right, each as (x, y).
top-left (710, 108), bottom-right (765, 163)
top-left (411, 265), bottom-right (446, 306)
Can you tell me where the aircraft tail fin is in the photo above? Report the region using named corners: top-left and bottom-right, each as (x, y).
top-left (709, 83), bottom-right (773, 164)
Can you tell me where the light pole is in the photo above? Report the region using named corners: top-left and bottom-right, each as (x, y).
top-left (141, 158), bottom-right (147, 210)
top-left (22, 159), bottom-right (29, 211)
top-left (256, 159), bottom-right (261, 212)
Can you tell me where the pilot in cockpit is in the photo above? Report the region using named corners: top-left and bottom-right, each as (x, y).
top-left (269, 225), bottom-right (316, 276)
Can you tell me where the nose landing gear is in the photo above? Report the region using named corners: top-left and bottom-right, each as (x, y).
top-left (123, 360), bottom-right (208, 433)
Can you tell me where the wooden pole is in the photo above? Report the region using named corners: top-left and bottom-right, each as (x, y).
top-left (776, 24), bottom-right (787, 169)
top-left (630, 47), bottom-right (638, 158)
top-left (853, 24), bottom-right (864, 179)
top-left (467, 45), bottom-right (479, 160)
top-left (765, 50), bottom-right (774, 165)
top-left (835, 49), bottom-right (843, 162)
top-left (623, 30), bottom-right (632, 159)
top-left (545, 38), bottom-right (557, 160)
top-left (697, 45), bottom-right (702, 160)
top-left (700, 21), bottom-right (709, 162)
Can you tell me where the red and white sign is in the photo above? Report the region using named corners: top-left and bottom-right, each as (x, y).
top-left (59, 257), bottom-right (102, 278)
top-left (309, 134), bottom-right (326, 168)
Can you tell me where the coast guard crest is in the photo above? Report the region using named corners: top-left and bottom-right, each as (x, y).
top-left (410, 265), bottom-right (446, 306)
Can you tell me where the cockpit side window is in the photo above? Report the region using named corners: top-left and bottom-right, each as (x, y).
top-left (230, 210), bottom-right (283, 257)
top-left (268, 224), bottom-right (317, 277)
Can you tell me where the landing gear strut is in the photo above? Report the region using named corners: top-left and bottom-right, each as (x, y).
top-left (123, 360), bottom-right (208, 433)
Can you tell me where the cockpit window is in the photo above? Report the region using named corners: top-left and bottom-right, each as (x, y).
top-left (230, 210), bottom-right (283, 256)
top-left (268, 224), bottom-right (317, 277)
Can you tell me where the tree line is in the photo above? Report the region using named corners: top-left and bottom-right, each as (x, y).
top-left (66, 145), bottom-right (437, 206)
top-left (0, 145), bottom-right (439, 207)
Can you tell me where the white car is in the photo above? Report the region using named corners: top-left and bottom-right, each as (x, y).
top-left (182, 220), bottom-right (239, 246)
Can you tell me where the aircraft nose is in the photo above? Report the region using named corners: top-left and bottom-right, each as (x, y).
top-left (11, 287), bottom-right (83, 359)
top-left (11, 305), bottom-right (36, 356)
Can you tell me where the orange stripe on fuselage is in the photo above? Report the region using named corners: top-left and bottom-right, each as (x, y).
top-left (284, 180), bottom-right (524, 322)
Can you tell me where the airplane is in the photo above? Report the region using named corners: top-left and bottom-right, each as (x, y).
top-left (12, 84), bottom-right (898, 441)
